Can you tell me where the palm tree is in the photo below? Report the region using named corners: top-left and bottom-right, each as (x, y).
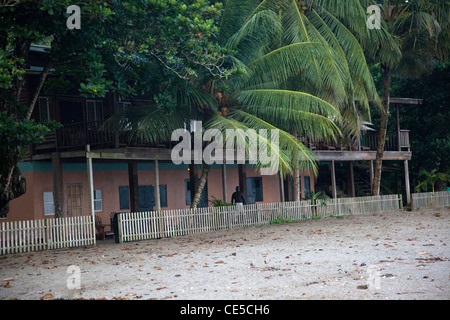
top-left (207, 0), bottom-right (381, 203)
top-left (354, 0), bottom-right (450, 196)
top-left (104, 0), bottom-right (381, 208)
top-left (415, 169), bottom-right (449, 193)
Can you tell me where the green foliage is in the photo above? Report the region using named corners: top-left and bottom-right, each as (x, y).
top-left (269, 217), bottom-right (301, 225)
top-left (0, 111), bottom-right (61, 149)
top-left (304, 191), bottom-right (330, 206)
top-left (209, 196), bottom-right (232, 207)
top-left (415, 169), bottom-right (450, 193)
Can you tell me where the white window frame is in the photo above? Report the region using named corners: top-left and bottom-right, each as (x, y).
top-left (39, 97), bottom-right (51, 122)
top-left (94, 189), bottom-right (103, 212)
top-left (117, 101), bottom-right (131, 113)
top-left (86, 100), bottom-right (104, 122)
top-left (43, 191), bottom-right (55, 216)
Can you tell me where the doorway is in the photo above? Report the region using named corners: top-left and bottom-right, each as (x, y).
top-left (66, 183), bottom-right (83, 217)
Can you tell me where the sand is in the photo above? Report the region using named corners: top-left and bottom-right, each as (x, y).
top-left (1, 207), bottom-right (449, 300)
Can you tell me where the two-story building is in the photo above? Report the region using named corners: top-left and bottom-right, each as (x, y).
top-left (4, 45), bottom-right (415, 226)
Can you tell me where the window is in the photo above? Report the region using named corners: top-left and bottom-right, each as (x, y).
top-left (86, 100), bottom-right (104, 122)
top-left (43, 192), bottom-right (55, 216)
top-left (39, 97), bottom-right (52, 122)
top-left (119, 186), bottom-right (129, 210)
top-left (94, 189), bottom-right (102, 212)
top-left (119, 185), bottom-right (167, 211)
top-left (117, 101), bottom-right (131, 113)
top-left (304, 176), bottom-right (311, 199)
top-left (246, 177), bottom-right (263, 204)
top-left (185, 179), bottom-right (208, 207)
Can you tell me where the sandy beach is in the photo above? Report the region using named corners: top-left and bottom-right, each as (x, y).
top-left (1, 207), bottom-right (449, 300)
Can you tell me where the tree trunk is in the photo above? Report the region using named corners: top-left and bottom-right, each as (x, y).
top-left (0, 52), bottom-right (52, 217)
top-left (0, 150), bottom-right (26, 217)
top-left (293, 165), bottom-right (300, 201)
top-left (292, 131), bottom-right (300, 201)
top-left (190, 164), bottom-right (210, 209)
top-left (373, 65), bottom-right (391, 195)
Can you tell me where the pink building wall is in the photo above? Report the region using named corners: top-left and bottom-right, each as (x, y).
top-left (4, 162), bottom-right (314, 224)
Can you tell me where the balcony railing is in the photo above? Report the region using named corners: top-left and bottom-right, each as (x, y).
top-left (301, 130), bottom-right (410, 152)
top-left (33, 121), bottom-right (410, 153)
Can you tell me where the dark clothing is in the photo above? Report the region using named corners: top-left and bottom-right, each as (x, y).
top-left (231, 191), bottom-right (246, 204)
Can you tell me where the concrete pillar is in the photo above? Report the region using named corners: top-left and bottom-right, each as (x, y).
top-left (86, 145), bottom-right (96, 244)
top-left (404, 160), bottom-right (411, 205)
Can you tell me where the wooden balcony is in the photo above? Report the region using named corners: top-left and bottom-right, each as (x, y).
top-left (304, 130), bottom-right (410, 152)
top-left (32, 121), bottom-right (411, 162)
top-left (33, 121), bottom-right (170, 153)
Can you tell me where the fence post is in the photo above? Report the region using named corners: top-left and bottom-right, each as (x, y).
top-left (337, 198), bottom-right (341, 216)
top-left (399, 194), bottom-right (403, 210)
top-left (118, 213), bottom-right (123, 244)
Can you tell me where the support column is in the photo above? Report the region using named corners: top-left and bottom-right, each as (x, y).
top-left (279, 170), bottom-right (285, 202)
top-left (222, 163), bottom-right (227, 202)
top-left (189, 164), bottom-right (198, 203)
top-left (51, 152), bottom-right (64, 218)
top-left (154, 159), bottom-right (161, 211)
top-left (86, 145), bottom-right (96, 244)
top-left (369, 160), bottom-right (374, 194)
top-left (128, 161), bottom-right (139, 212)
top-left (404, 159), bottom-right (411, 205)
top-left (349, 161), bottom-right (355, 197)
top-left (238, 164), bottom-right (247, 202)
top-left (331, 160), bottom-right (337, 199)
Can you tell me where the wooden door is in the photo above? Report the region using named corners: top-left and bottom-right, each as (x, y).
top-left (66, 183), bottom-right (83, 217)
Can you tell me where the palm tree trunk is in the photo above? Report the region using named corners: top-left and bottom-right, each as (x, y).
top-left (190, 164), bottom-right (210, 209)
top-left (293, 165), bottom-right (300, 201)
top-left (373, 65), bottom-right (391, 196)
top-left (291, 130), bottom-right (300, 201)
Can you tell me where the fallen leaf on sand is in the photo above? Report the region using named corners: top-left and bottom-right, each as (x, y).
top-left (125, 293), bottom-right (136, 296)
top-left (215, 260), bottom-right (226, 264)
top-left (48, 266), bottom-right (57, 269)
top-left (2, 278), bottom-right (14, 281)
top-left (40, 294), bottom-right (53, 300)
top-left (417, 251), bottom-right (427, 255)
top-left (156, 287), bottom-right (166, 290)
top-left (357, 285), bottom-right (368, 290)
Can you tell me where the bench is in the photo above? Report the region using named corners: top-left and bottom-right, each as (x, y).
top-left (95, 215), bottom-right (112, 240)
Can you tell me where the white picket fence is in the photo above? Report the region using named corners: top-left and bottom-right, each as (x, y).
top-left (0, 216), bottom-right (95, 255)
top-left (411, 190), bottom-right (450, 209)
top-left (117, 194), bottom-right (402, 243)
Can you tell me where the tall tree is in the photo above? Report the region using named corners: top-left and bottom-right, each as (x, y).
top-left (0, 0), bottom-right (227, 216)
top-left (108, 0), bottom-right (381, 208)
top-left (363, 0), bottom-right (449, 196)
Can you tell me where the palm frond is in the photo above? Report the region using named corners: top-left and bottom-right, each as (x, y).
top-left (245, 42), bottom-right (348, 102)
top-left (236, 89), bottom-right (341, 140)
